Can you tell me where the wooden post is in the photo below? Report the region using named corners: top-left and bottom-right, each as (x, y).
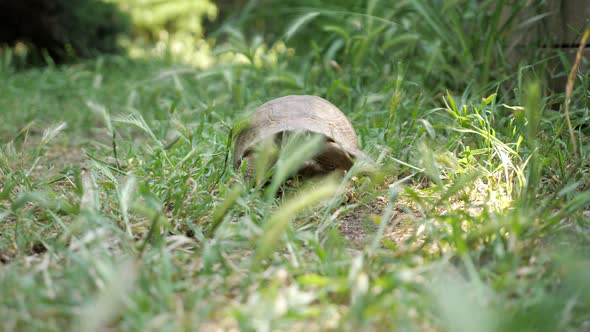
top-left (506, 0), bottom-right (590, 92)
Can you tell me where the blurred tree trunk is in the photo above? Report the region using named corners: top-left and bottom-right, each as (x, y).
top-left (0, 0), bottom-right (63, 59)
top-left (0, 0), bottom-right (130, 64)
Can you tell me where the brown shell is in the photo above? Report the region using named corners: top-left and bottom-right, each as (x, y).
top-left (234, 95), bottom-right (367, 175)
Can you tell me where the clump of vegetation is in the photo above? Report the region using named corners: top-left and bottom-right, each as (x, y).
top-left (109, 0), bottom-right (219, 67)
top-left (113, 0), bottom-right (217, 40)
top-left (0, 0), bottom-right (589, 331)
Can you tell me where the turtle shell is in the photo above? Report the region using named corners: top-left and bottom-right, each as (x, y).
top-left (234, 95), bottom-right (367, 175)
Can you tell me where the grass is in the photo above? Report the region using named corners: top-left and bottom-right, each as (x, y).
top-left (1, 0), bottom-right (590, 331)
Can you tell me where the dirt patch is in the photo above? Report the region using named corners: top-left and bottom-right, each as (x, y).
top-left (4, 128), bottom-right (115, 180)
top-left (337, 194), bottom-right (419, 249)
top-left (38, 144), bottom-right (86, 173)
top-left (337, 198), bottom-right (383, 247)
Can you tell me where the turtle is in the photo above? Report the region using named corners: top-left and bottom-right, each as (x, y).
top-left (233, 95), bottom-right (370, 178)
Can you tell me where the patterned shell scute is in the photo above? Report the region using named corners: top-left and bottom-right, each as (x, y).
top-left (234, 95), bottom-right (364, 169)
